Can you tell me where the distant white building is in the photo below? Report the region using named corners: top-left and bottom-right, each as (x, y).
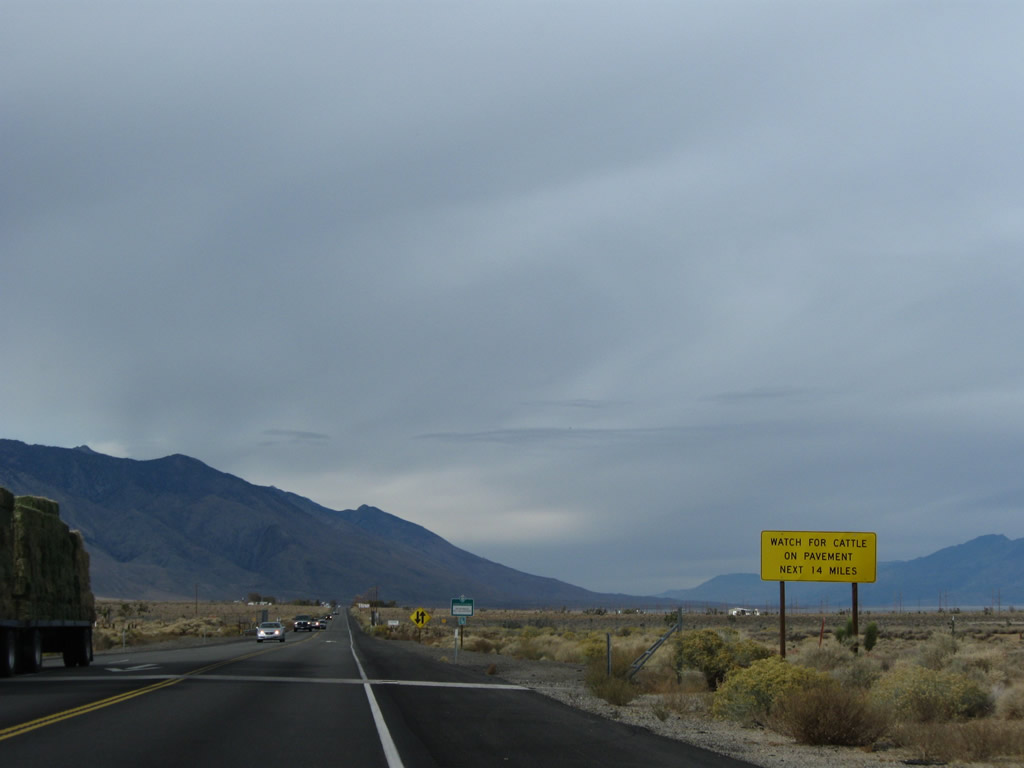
top-left (729, 607), bottom-right (759, 616)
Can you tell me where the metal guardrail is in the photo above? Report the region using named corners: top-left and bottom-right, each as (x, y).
top-left (627, 608), bottom-right (683, 680)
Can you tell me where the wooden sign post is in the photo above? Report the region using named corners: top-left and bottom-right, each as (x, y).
top-left (761, 531), bottom-right (877, 658)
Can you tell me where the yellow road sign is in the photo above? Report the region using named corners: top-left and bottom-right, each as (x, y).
top-left (761, 530), bottom-right (877, 583)
top-left (410, 608), bottom-right (431, 627)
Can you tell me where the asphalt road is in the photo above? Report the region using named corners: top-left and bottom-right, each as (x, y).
top-left (0, 616), bottom-right (757, 768)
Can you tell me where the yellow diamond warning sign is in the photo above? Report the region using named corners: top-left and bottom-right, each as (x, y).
top-left (410, 608), bottom-right (431, 627)
top-left (761, 531), bottom-right (877, 583)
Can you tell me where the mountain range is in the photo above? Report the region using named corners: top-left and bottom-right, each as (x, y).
top-left (0, 439), bottom-right (669, 608)
top-left (2, 438), bottom-right (1021, 610)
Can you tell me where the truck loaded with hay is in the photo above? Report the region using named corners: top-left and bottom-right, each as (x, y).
top-left (1, 486), bottom-right (95, 675)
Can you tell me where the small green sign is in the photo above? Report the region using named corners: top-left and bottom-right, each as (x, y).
top-left (451, 597), bottom-right (474, 617)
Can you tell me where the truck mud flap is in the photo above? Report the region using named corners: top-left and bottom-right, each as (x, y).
top-left (0, 629), bottom-right (15, 677)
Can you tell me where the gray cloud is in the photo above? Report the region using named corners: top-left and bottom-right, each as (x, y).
top-left (4, 2), bottom-right (1024, 595)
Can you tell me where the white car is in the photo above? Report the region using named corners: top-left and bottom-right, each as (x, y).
top-left (256, 621), bottom-right (286, 642)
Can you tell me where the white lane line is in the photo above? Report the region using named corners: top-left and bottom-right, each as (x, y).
top-left (348, 616), bottom-right (405, 768)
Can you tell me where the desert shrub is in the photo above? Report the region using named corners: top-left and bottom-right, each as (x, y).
top-left (677, 669), bottom-right (710, 692)
top-left (548, 637), bottom-right (587, 663)
top-left (464, 636), bottom-right (494, 654)
top-left (863, 621), bottom-right (879, 652)
top-left (833, 617), bottom-right (856, 645)
top-left (579, 635), bottom-right (607, 662)
top-left (996, 683), bottom-right (1024, 720)
top-left (916, 633), bottom-right (958, 670)
top-left (674, 629), bottom-right (773, 690)
top-left (510, 637), bottom-right (544, 660)
top-left (833, 656), bottom-right (882, 690)
top-left (732, 638), bottom-right (774, 667)
top-left (872, 665), bottom-right (992, 722)
top-left (948, 648), bottom-right (1000, 686)
top-left (661, 688), bottom-right (714, 717)
top-left (797, 643), bottom-right (851, 672)
top-left (711, 656), bottom-right (827, 724)
top-left (585, 650), bottom-right (638, 706)
top-left (893, 719), bottom-right (1024, 763)
top-left (92, 632), bottom-right (116, 651)
top-left (588, 674), bottom-right (638, 706)
top-left (771, 679), bottom-right (888, 746)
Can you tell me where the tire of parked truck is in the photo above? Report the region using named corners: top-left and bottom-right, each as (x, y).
top-left (0, 629), bottom-right (16, 677)
top-left (82, 628), bottom-right (94, 666)
top-left (63, 627), bottom-right (93, 667)
top-left (18, 629), bottom-right (42, 673)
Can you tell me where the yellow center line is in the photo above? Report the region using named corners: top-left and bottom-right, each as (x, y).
top-left (0, 635), bottom-right (313, 742)
top-left (0, 677), bottom-right (182, 741)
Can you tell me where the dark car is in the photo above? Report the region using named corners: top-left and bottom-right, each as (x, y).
top-left (293, 614), bottom-right (314, 632)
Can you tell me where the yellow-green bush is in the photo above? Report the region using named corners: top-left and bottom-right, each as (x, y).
top-left (674, 629), bottom-right (773, 690)
top-left (580, 634), bottom-right (607, 662)
top-left (872, 665), bottom-right (992, 722)
top-left (712, 656), bottom-right (827, 723)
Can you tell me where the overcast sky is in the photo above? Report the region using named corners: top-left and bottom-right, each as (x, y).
top-left (4, 2), bottom-right (1024, 596)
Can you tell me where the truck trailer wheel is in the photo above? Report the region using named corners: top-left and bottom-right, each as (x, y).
top-left (18, 629), bottom-right (42, 673)
top-left (82, 627), bottom-right (94, 666)
top-left (63, 628), bottom-right (93, 667)
top-left (0, 629), bottom-right (15, 677)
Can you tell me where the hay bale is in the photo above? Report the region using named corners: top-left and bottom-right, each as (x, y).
top-left (2, 491), bottom-right (94, 622)
top-left (14, 495), bottom-right (61, 517)
top-left (12, 497), bottom-right (80, 621)
top-left (69, 529), bottom-right (96, 622)
top-left (0, 495), bottom-right (13, 618)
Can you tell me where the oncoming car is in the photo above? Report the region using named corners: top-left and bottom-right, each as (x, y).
top-left (256, 621), bottom-right (286, 643)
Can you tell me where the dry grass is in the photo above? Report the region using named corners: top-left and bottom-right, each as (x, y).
top-left (893, 719), bottom-right (1024, 763)
top-left (92, 599), bottom-right (324, 650)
